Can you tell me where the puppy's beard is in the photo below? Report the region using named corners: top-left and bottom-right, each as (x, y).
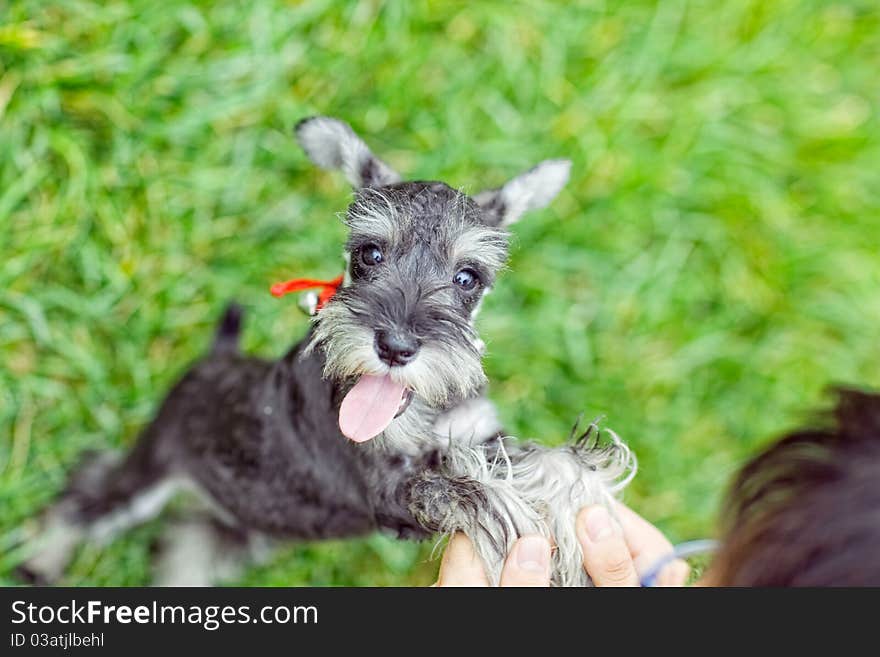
top-left (306, 303), bottom-right (486, 408)
top-left (395, 343), bottom-right (486, 408)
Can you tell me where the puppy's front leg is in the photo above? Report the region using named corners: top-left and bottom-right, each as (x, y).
top-left (408, 422), bottom-right (636, 587)
top-left (407, 447), bottom-right (546, 586)
top-left (502, 423), bottom-right (637, 587)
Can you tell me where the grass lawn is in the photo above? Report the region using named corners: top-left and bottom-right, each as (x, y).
top-left (1, 0), bottom-right (878, 585)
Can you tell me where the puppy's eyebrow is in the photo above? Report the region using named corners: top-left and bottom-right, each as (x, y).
top-left (345, 189), bottom-right (399, 241)
top-left (345, 232), bottom-right (389, 252)
top-left (449, 225), bottom-right (508, 274)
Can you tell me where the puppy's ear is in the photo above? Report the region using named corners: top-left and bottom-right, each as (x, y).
top-left (295, 116), bottom-right (401, 188)
top-left (473, 159), bottom-right (571, 227)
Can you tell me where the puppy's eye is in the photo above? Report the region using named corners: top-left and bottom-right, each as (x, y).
top-left (453, 268), bottom-right (479, 291)
top-left (360, 244), bottom-right (384, 266)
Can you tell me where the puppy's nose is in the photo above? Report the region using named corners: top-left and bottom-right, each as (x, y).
top-left (375, 330), bottom-right (419, 367)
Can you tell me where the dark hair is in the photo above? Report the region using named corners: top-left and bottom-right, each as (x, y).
top-left (712, 387), bottom-right (880, 586)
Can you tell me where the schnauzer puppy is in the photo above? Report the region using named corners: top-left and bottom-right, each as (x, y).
top-left (18, 117), bottom-right (635, 587)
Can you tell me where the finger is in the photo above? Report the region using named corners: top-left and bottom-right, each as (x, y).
top-left (577, 506), bottom-right (640, 587)
top-left (613, 501), bottom-right (674, 559)
top-left (436, 533), bottom-right (490, 587)
top-left (499, 535), bottom-right (551, 587)
top-left (655, 558), bottom-right (690, 587)
top-left (613, 502), bottom-right (688, 585)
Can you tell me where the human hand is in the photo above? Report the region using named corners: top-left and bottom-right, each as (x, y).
top-left (434, 502), bottom-right (688, 587)
top-left (435, 532), bottom-right (552, 586)
top-left (576, 502), bottom-right (689, 586)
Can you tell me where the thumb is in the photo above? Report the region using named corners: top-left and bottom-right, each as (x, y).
top-left (499, 535), bottom-right (552, 587)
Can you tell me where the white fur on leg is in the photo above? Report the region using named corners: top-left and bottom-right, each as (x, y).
top-left (504, 429), bottom-right (637, 587)
top-left (439, 427), bottom-right (636, 587)
top-left (18, 508), bottom-right (84, 583)
top-left (153, 517), bottom-right (268, 587)
top-left (419, 443), bottom-right (547, 585)
top-left (90, 478), bottom-right (183, 543)
top-left (18, 472), bottom-right (184, 583)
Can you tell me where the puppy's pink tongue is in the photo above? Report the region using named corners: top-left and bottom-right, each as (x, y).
top-left (339, 374), bottom-right (407, 443)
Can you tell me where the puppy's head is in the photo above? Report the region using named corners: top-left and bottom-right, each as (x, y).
top-left (297, 117), bottom-right (570, 443)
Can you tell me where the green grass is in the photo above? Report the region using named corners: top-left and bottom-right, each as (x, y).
top-left (1, 0), bottom-right (878, 586)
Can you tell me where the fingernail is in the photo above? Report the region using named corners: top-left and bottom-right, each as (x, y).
top-left (585, 506), bottom-right (614, 542)
top-left (516, 536), bottom-right (550, 573)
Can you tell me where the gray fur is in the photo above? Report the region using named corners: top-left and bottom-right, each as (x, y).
top-left (17, 117), bottom-right (627, 587)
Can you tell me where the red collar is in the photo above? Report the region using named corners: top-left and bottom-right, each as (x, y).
top-left (270, 274), bottom-right (344, 311)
